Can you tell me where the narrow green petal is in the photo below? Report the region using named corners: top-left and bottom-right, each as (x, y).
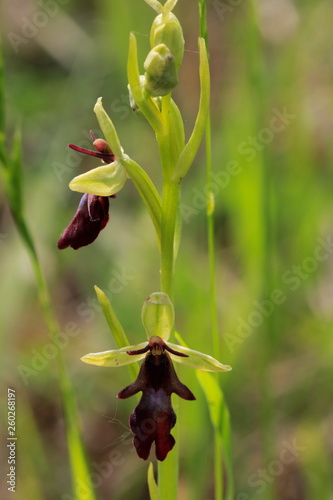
top-left (167, 342), bottom-right (232, 372)
top-left (81, 343), bottom-right (147, 367)
top-left (69, 162), bottom-right (127, 196)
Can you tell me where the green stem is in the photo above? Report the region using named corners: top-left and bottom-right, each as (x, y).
top-left (157, 139), bottom-right (180, 500)
top-left (155, 96), bottom-right (182, 500)
top-left (160, 179), bottom-right (181, 297)
top-left (13, 216), bottom-right (96, 500)
top-left (247, 3), bottom-right (276, 499)
top-left (198, 2), bottom-right (233, 500)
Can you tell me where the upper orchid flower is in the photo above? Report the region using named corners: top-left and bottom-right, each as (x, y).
top-left (57, 132), bottom-right (125, 250)
top-left (81, 292), bottom-right (231, 461)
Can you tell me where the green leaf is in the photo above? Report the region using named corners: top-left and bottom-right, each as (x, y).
top-left (0, 33), bottom-right (5, 137)
top-left (120, 155), bottom-right (162, 245)
top-left (94, 98), bottom-right (123, 158)
top-left (196, 370), bottom-right (234, 500)
top-left (196, 371), bottom-right (222, 429)
top-left (147, 463), bottom-right (161, 500)
top-left (94, 286), bottom-right (140, 379)
top-left (81, 343), bottom-right (147, 367)
top-left (69, 161), bottom-right (127, 196)
top-left (8, 129), bottom-right (23, 218)
top-left (173, 37), bottom-right (210, 181)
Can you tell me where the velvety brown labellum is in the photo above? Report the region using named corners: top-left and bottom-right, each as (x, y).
top-left (117, 350), bottom-right (195, 461)
top-left (57, 194), bottom-right (109, 250)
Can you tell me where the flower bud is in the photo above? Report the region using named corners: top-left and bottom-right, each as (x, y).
top-left (141, 292), bottom-right (174, 341)
top-left (150, 12), bottom-right (184, 69)
top-left (144, 43), bottom-right (178, 97)
top-left (92, 138), bottom-right (113, 156)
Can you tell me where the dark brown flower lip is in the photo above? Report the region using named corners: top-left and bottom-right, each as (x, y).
top-left (117, 346), bottom-right (195, 461)
top-left (57, 194), bottom-right (110, 250)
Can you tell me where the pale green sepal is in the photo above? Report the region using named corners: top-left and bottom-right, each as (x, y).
top-left (69, 161), bottom-right (127, 196)
top-left (147, 463), bottom-right (161, 500)
top-left (169, 335), bottom-right (232, 372)
top-left (141, 292), bottom-right (174, 341)
top-left (94, 97), bottom-right (123, 158)
top-left (81, 343), bottom-right (147, 367)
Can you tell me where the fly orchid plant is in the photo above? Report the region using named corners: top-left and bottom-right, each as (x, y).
top-left (81, 292), bottom-right (231, 461)
top-left (57, 0), bottom-right (231, 494)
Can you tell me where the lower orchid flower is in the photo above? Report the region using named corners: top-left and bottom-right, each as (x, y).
top-left (81, 292), bottom-right (231, 461)
top-left (117, 336), bottom-right (195, 461)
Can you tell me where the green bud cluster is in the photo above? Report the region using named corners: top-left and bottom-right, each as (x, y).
top-left (143, 5), bottom-right (184, 97)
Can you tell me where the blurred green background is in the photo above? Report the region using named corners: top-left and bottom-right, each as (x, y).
top-left (1, 0), bottom-right (333, 499)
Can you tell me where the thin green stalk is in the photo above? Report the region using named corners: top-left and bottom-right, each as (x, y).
top-left (13, 214), bottom-right (96, 500)
top-left (198, 1), bottom-right (233, 499)
top-left (160, 179), bottom-right (181, 297)
top-left (157, 178), bottom-right (180, 499)
top-left (0, 67), bottom-right (96, 497)
top-left (247, 3), bottom-right (276, 499)
top-left (156, 99), bottom-right (181, 500)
